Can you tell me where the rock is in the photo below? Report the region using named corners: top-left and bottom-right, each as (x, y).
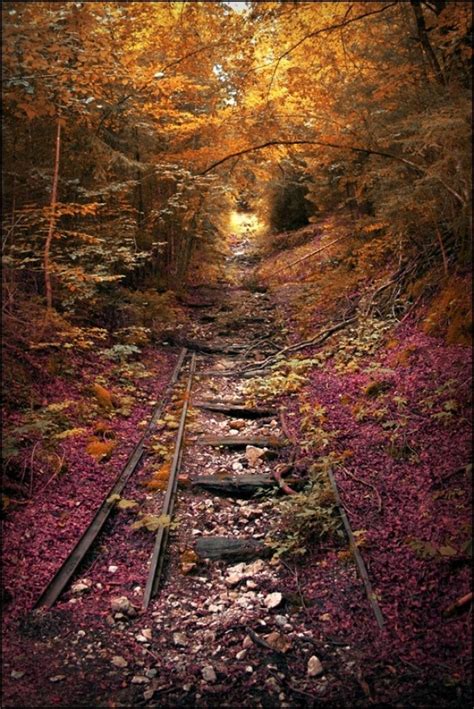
top-left (11, 671), bottom-right (25, 680)
top-left (131, 675), bottom-right (149, 684)
top-left (143, 688), bottom-right (155, 701)
top-left (264, 592), bottom-right (283, 609)
top-left (243, 635), bottom-right (253, 649)
top-left (245, 446), bottom-right (265, 466)
top-left (275, 615), bottom-right (288, 627)
top-left (111, 656), bottom-right (128, 668)
top-left (135, 634), bottom-right (149, 643)
top-left (110, 596), bottom-right (134, 615)
top-left (173, 632), bottom-right (187, 647)
top-left (232, 461), bottom-right (244, 472)
top-left (49, 675), bottom-right (65, 683)
top-left (307, 656), bottom-right (324, 677)
top-left (236, 649), bottom-right (247, 660)
top-left (108, 565), bottom-right (118, 573)
top-left (245, 559), bottom-right (267, 575)
top-left (141, 628), bottom-right (152, 640)
top-left (246, 579), bottom-right (258, 590)
top-left (71, 579), bottom-right (92, 594)
top-left (226, 573), bottom-right (242, 588)
top-left (263, 631), bottom-right (292, 654)
top-left (201, 665), bottom-right (217, 683)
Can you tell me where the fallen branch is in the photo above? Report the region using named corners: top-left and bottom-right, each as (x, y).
top-left (443, 591), bottom-right (472, 616)
top-left (327, 467), bottom-right (385, 629)
top-left (271, 233), bottom-right (351, 276)
top-left (241, 317), bottom-right (357, 372)
top-left (272, 464), bottom-right (298, 496)
top-left (279, 410), bottom-right (297, 445)
top-left (245, 626), bottom-right (284, 654)
top-left (340, 466), bottom-right (382, 513)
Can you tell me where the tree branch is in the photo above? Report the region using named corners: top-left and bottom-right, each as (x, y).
top-left (200, 139), bottom-right (465, 205)
top-left (265, 2), bottom-right (399, 98)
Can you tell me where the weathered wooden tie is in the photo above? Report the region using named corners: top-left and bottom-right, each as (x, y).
top-left (197, 435), bottom-right (287, 449)
top-left (193, 400), bottom-right (277, 419)
top-left (195, 537), bottom-right (272, 562)
top-left (192, 473), bottom-right (296, 498)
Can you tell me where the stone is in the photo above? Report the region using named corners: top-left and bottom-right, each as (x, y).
top-left (110, 596), bottom-right (134, 615)
top-left (11, 671), bottom-right (25, 680)
top-left (201, 665), bottom-right (217, 683)
top-left (225, 573), bottom-right (243, 587)
top-left (236, 649), bottom-right (247, 660)
top-left (131, 675), bottom-right (149, 684)
top-left (108, 565), bottom-right (118, 573)
top-left (245, 446), bottom-right (265, 466)
top-left (263, 631), bottom-right (292, 654)
top-left (49, 675), bottom-right (65, 683)
top-left (111, 656), bottom-right (128, 668)
top-left (307, 656), bottom-right (324, 677)
top-left (71, 579), bottom-right (92, 594)
top-left (173, 632), bottom-right (187, 647)
top-left (264, 592), bottom-right (283, 609)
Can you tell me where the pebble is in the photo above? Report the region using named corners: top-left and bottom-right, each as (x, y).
top-left (236, 649), bottom-right (247, 660)
top-left (49, 675), bottom-right (66, 683)
top-left (201, 665), bottom-right (217, 683)
top-left (111, 656), bottom-right (128, 668)
top-left (110, 596), bottom-right (134, 615)
top-left (245, 445), bottom-right (265, 466)
top-left (11, 671), bottom-right (25, 680)
top-left (131, 675), bottom-right (149, 684)
top-left (173, 632), bottom-right (187, 647)
top-left (264, 592), bottom-right (283, 609)
top-left (108, 565), bottom-right (118, 573)
top-left (232, 461), bottom-right (244, 471)
top-left (71, 579), bottom-right (91, 594)
top-left (307, 656), bottom-right (324, 677)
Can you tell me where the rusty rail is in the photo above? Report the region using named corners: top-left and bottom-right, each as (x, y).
top-left (143, 353), bottom-right (196, 608)
top-left (34, 348), bottom-right (187, 610)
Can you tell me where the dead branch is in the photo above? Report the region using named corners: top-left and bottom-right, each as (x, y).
top-left (241, 317), bottom-right (357, 372)
top-left (245, 626), bottom-right (285, 654)
top-left (340, 466), bottom-right (382, 513)
top-left (443, 591), bottom-right (472, 616)
top-left (273, 464), bottom-right (298, 496)
top-left (271, 233), bottom-right (351, 276)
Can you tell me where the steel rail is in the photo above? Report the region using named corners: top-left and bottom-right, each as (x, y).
top-left (143, 353), bottom-right (196, 609)
top-left (34, 348), bottom-right (188, 610)
top-left (327, 467), bottom-right (385, 629)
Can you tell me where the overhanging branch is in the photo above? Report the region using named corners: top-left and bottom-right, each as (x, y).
top-left (199, 139), bottom-right (465, 205)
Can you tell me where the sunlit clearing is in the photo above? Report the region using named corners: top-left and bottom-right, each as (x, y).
top-left (229, 211), bottom-right (265, 236)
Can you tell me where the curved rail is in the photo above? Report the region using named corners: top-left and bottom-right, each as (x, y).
top-left (34, 348), bottom-right (187, 610)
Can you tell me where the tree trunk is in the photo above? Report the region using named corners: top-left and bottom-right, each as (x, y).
top-left (44, 118), bottom-right (62, 313)
top-left (410, 0), bottom-right (446, 85)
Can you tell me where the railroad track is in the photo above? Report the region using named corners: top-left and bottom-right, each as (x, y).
top-left (34, 347), bottom-right (194, 610)
top-left (33, 311), bottom-right (384, 630)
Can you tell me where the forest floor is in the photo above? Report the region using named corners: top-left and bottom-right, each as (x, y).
top-left (1, 223), bottom-right (472, 708)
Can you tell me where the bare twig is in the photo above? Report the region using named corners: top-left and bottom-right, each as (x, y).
top-left (340, 466), bottom-right (382, 513)
top-left (443, 592), bottom-right (473, 617)
top-left (241, 317), bottom-right (356, 372)
top-left (245, 626), bottom-right (285, 654)
top-left (271, 233), bottom-right (351, 276)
